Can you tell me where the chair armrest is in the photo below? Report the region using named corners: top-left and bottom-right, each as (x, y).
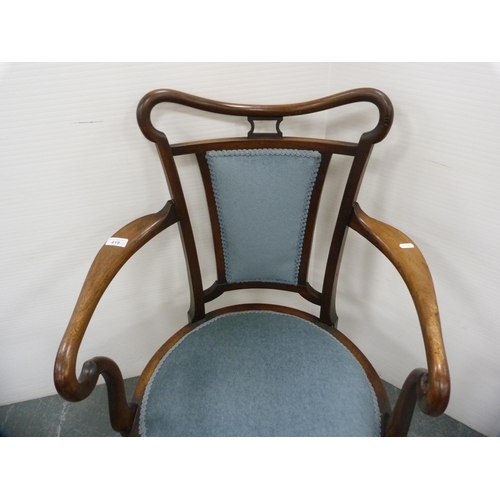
top-left (348, 203), bottom-right (450, 420)
top-left (54, 200), bottom-right (178, 432)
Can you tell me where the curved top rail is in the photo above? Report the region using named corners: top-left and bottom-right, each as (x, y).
top-left (137, 88), bottom-right (394, 145)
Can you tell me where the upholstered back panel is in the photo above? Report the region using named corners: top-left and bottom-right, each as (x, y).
top-left (206, 149), bottom-right (321, 284)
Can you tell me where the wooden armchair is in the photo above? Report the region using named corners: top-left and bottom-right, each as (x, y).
top-left (54, 88), bottom-right (450, 436)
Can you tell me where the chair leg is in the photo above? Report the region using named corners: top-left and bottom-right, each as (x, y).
top-left (84, 357), bottom-right (138, 435)
top-left (384, 368), bottom-right (427, 437)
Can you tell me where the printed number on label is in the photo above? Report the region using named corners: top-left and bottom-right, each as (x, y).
top-left (106, 237), bottom-right (128, 248)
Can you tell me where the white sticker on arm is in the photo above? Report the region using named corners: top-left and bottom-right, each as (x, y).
top-left (106, 237), bottom-right (128, 248)
top-left (399, 243), bottom-right (414, 249)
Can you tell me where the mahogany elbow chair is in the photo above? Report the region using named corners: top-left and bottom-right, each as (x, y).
top-left (54, 88), bottom-right (450, 436)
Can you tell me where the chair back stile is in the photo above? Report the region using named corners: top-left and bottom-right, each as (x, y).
top-left (136, 89), bottom-right (394, 326)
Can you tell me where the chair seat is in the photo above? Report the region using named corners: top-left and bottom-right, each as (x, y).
top-left (139, 310), bottom-right (381, 436)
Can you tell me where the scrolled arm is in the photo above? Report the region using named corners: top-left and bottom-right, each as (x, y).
top-left (348, 203), bottom-right (450, 426)
top-left (54, 200), bottom-right (178, 433)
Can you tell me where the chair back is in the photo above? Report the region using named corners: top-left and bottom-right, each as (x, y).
top-left (136, 89), bottom-right (394, 325)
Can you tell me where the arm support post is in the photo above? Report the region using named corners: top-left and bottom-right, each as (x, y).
top-left (54, 200), bottom-right (178, 433)
top-left (348, 203), bottom-right (450, 435)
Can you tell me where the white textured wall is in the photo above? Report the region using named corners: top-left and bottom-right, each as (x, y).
top-left (1, 62), bottom-right (499, 436)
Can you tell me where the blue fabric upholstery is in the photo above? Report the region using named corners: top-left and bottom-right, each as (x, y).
top-left (139, 311), bottom-right (381, 436)
top-left (206, 149), bottom-right (321, 284)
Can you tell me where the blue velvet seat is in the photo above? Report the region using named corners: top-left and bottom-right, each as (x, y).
top-left (139, 310), bottom-right (381, 437)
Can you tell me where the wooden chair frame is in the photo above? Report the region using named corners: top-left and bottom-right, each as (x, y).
top-left (54, 88), bottom-right (450, 436)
